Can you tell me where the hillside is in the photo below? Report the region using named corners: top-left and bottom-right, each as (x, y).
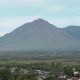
top-left (0, 18), bottom-right (80, 51)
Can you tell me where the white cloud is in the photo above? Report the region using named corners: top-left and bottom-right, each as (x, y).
top-left (0, 32), bottom-right (6, 36)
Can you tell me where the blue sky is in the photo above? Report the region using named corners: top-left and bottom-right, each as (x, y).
top-left (0, 0), bottom-right (80, 36)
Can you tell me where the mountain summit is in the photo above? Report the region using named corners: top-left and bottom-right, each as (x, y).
top-left (0, 18), bottom-right (80, 51)
top-left (33, 18), bottom-right (50, 23)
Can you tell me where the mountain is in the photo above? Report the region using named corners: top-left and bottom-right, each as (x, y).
top-left (0, 18), bottom-right (80, 51)
top-left (63, 26), bottom-right (80, 39)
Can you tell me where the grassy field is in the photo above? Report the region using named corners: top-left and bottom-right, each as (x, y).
top-left (0, 59), bottom-right (79, 66)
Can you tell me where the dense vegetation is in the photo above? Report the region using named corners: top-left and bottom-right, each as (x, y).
top-left (0, 51), bottom-right (80, 80)
top-left (0, 60), bottom-right (80, 80)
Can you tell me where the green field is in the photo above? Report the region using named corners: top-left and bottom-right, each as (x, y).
top-left (0, 59), bottom-right (79, 66)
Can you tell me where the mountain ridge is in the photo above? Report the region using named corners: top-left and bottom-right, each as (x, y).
top-left (0, 18), bottom-right (80, 51)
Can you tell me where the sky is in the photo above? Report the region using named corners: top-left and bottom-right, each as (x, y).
top-left (0, 0), bottom-right (80, 36)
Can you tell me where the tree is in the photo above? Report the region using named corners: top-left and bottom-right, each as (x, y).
top-left (0, 67), bottom-right (11, 80)
top-left (44, 76), bottom-right (58, 80)
top-left (16, 72), bottom-right (38, 80)
top-left (63, 66), bottom-right (73, 77)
